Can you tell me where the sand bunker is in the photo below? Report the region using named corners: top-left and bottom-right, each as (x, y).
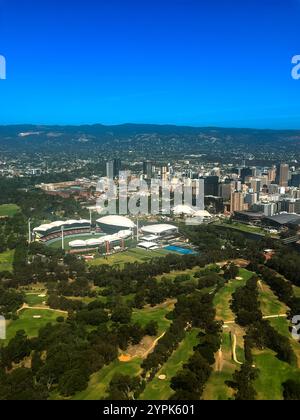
top-left (118, 354), bottom-right (132, 362)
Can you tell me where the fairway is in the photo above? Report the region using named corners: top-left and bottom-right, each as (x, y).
top-left (0, 250), bottom-right (14, 272)
top-left (0, 204), bottom-right (20, 217)
top-left (155, 267), bottom-right (200, 283)
top-left (214, 268), bottom-right (254, 322)
top-left (140, 329), bottom-right (199, 400)
top-left (253, 349), bottom-right (300, 400)
top-left (259, 283), bottom-right (288, 317)
top-left (293, 286), bottom-right (300, 298)
top-left (25, 292), bottom-right (48, 307)
top-left (72, 358), bottom-right (143, 400)
top-left (203, 331), bottom-right (236, 401)
top-left (4, 308), bottom-right (66, 345)
top-left (132, 301), bottom-right (174, 335)
top-left (269, 317), bottom-right (300, 367)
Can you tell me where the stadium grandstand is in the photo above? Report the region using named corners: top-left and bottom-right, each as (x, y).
top-left (69, 230), bottom-right (132, 249)
top-left (33, 219), bottom-right (91, 242)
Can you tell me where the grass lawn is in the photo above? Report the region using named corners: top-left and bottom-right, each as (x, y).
top-left (0, 250), bottom-right (14, 272)
top-left (215, 222), bottom-right (266, 236)
top-left (0, 204), bottom-right (20, 217)
top-left (72, 358), bottom-right (143, 400)
top-left (132, 302), bottom-right (174, 335)
top-left (3, 308), bottom-right (66, 345)
top-left (253, 349), bottom-right (300, 400)
top-left (140, 329), bottom-right (199, 400)
top-left (259, 283), bottom-right (288, 317)
top-left (214, 268), bottom-right (254, 322)
top-left (88, 248), bottom-right (173, 268)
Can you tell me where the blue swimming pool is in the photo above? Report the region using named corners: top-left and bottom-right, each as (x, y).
top-left (165, 246), bottom-right (197, 255)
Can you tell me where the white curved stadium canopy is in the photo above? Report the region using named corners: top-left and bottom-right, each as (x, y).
top-left (96, 215), bottom-right (136, 229)
top-left (33, 219), bottom-right (91, 233)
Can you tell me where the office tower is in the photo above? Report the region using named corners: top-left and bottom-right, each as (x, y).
top-left (276, 164), bottom-right (289, 187)
top-left (219, 182), bottom-right (233, 201)
top-left (231, 191), bottom-right (244, 214)
top-left (204, 176), bottom-right (219, 197)
top-left (290, 173), bottom-right (300, 188)
top-left (143, 161), bottom-right (153, 179)
top-left (114, 159), bottom-right (122, 177)
top-left (106, 161), bottom-right (114, 179)
top-left (268, 167), bottom-right (276, 183)
top-left (106, 159), bottom-right (122, 179)
top-left (240, 167), bottom-right (252, 183)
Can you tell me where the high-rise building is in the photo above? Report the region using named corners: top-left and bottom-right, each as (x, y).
top-left (106, 159), bottom-right (122, 179)
top-left (219, 182), bottom-right (233, 201)
top-left (240, 167), bottom-right (253, 183)
top-left (231, 191), bottom-right (245, 214)
top-left (276, 164), bottom-right (289, 187)
top-left (204, 176), bottom-right (219, 197)
top-left (143, 161), bottom-right (153, 179)
top-left (290, 173), bottom-right (300, 188)
top-left (268, 166), bottom-right (276, 183)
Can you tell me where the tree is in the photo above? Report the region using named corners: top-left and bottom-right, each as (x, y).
top-left (144, 321), bottom-right (158, 337)
top-left (283, 380), bottom-right (300, 400)
top-left (107, 374), bottom-right (142, 400)
top-left (111, 306), bottom-right (132, 324)
top-left (58, 369), bottom-right (89, 396)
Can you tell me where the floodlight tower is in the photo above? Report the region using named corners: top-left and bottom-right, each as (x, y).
top-left (136, 216), bottom-right (139, 242)
top-left (61, 226), bottom-right (65, 250)
top-left (28, 219), bottom-right (32, 244)
top-left (89, 208), bottom-right (92, 226)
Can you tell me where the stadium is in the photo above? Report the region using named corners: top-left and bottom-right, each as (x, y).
top-left (96, 215), bottom-right (136, 234)
top-left (33, 219), bottom-right (91, 243)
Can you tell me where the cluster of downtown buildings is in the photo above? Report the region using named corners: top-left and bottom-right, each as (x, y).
top-left (105, 160), bottom-right (300, 218)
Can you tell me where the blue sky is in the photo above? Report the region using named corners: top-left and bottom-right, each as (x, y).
top-left (0, 0), bottom-right (299, 128)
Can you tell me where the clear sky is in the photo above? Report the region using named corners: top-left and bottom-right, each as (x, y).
top-left (0, 0), bottom-right (299, 128)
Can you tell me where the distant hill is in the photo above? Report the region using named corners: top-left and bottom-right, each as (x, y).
top-left (0, 124), bottom-right (300, 163)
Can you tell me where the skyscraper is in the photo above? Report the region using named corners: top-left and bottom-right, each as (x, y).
top-left (240, 167), bottom-right (253, 183)
top-left (106, 159), bottom-right (122, 179)
top-left (204, 176), bottom-right (219, 197)
top-left (276, 164), bottom-right (289, 187)
top-left (268, 166), bottom-right (276, 183)
top-left (231, 191), bottom-right (244, 214)
top-left (290, 173), bottom-right (300, 188)
top-left (143, 161), bottom-right (153, 179)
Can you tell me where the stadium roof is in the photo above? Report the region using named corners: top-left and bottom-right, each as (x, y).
top-left (138, 242), bottom-right (158, 249)
top-left (96, 215), bottom-right (136, 229)
top-left (173, 205), bottom-right (195, 215)
top-left (265, 213), bottom-right (300, 225)
top-left (141, 224), bottom-right (178, 235)
top-left (193, 210), bottom-right (212, 218)
top-left (34, 219), bottom-right (90, 233)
